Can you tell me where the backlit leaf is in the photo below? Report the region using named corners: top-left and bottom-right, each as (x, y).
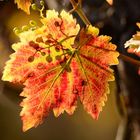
top-left (125, 23), bottom-right (140, 56)
top-left (125, 23), bottom-right (140, 74)
top-left (2, 10), bottom-right (119, 131)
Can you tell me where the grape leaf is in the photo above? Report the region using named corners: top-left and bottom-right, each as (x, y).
top-left (2, 10), bottom-right (119, 131)
top-left (15, 0), bottom-right (32, 14)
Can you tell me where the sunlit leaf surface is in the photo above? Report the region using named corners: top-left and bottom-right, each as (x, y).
top-left (2, 10), bottom-right (119, 131)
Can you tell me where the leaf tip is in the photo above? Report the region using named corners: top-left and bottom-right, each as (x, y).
top-left (14, 0), bottom-right (31, 15)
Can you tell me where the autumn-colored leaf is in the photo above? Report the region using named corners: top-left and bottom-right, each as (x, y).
top-left (2, 10), bottom-right (119, 131)
top-left (15, 0), bottom-right (32, 14)
top-left (78, 25), bottom-right (119, 119)
top-left (2, 10), bottom-right (80, 131)
top-left (125, 22), bottom-right (140, 56)
top-left (125, 22), bottom-right (140, 74)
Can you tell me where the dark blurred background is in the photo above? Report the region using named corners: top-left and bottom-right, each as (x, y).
top-left (0, 0), bottom-right (140, 140)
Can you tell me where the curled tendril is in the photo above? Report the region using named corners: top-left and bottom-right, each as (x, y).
top-left (31, 0), bottom-right (45, 18)
top-left (13, 20), bottom-right (37, 35)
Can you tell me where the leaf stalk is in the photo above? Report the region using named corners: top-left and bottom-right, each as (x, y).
top-left (70, 0), bottom-right (91, 26)
top-left (119, 53), bottom-right (140, 67)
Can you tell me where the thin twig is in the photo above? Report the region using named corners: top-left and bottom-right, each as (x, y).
top-left (119, 53), bottom-right (140, 67)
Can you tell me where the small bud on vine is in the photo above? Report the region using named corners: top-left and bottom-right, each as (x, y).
top-left (47, 34), bottom-right (52, 38)
top-left (36, 37), bottom-right (44, 43)
top-left (45, 40), bottom-right (53, 45)
top-left (28, 56), bottom-right (34, 62)
top-left (46, 55), bottom-right (52, 63)
top-left (54, 21), bottom-right (60, 27)
top-left (55, 46), bottom-right (60, 52)
top-left (55, 55), bottom-right (61, 60)
top-left (81, 80), bottom-right (87, 86)
top-left (41, 52), bottom-right (46, 56)
top-left (29, 41), bottom-right (40, 50)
